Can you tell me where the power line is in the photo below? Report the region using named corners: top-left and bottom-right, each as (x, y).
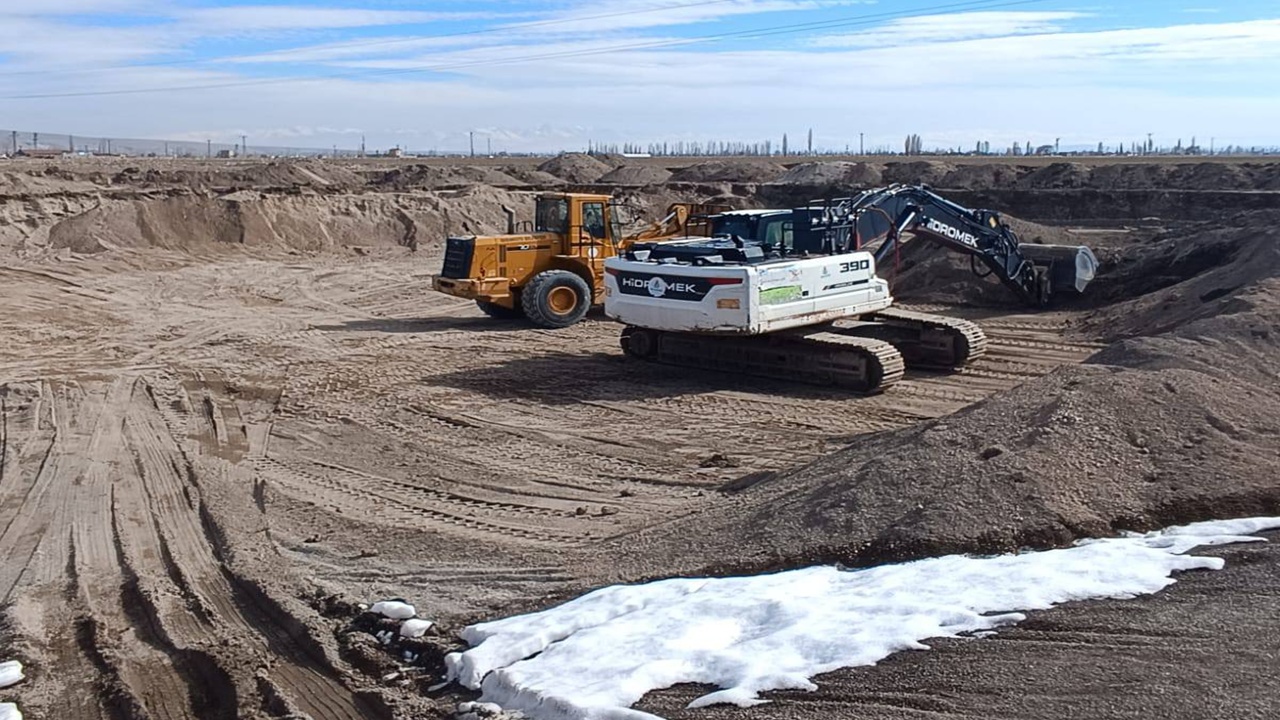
top-left (0, 0), bottom-right (1054, 101)
top-left (0, 0), bottom-right (739, 79)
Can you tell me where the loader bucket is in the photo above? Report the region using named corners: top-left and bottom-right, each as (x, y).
top-left (1020, 244), bottom-right (1098, 295)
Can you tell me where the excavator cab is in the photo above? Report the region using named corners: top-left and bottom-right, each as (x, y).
top-left (433, 193), bottom-right (727, 328)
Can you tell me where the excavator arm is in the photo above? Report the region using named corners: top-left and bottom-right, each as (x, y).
top-left (821, 185), bottom-right (1096, 307)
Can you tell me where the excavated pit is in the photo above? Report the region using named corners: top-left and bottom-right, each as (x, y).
top-left (0, 155), bottom-right (1278, 720)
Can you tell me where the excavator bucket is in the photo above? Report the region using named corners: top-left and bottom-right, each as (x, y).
top-left (1019, 244), bottom-right (1099, 296)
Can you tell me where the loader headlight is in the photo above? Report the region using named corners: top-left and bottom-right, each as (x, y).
top-left (716, 299), bottom-right (741, 310)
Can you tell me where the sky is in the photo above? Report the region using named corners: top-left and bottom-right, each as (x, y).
top-left (1, 0), bottom-right (1278, 153)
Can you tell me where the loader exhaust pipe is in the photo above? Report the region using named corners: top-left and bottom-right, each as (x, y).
top-left (501, 205), bottom-right (515, 235)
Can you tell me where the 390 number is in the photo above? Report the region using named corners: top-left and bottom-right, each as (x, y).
top-left (839, 259), bottom-right (870, 273)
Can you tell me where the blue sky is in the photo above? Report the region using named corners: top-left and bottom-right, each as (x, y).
top-left (1, 1), bottom-right (1278, 152)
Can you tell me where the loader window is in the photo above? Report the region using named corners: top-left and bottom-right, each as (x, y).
top-left (582, 202), bottom-right (606, 238)
top-left (535, 197), bottom-right (568, 234)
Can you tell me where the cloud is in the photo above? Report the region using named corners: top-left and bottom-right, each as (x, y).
top-left (524, 0), bottom-right (865, 34)
top-left (812, 10), bottom-right (1089, 47)
top-left (0, 0), bottom-right (155, 16)
top-left (2, 6), bottom-right (1279, 152)
top-left (180, 5), bottom-right (501, 33)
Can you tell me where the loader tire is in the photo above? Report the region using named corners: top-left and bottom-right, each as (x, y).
top-left (521, 270), bottom-right (591, 328)
top-left (475, 299), bottom-right (524, 320)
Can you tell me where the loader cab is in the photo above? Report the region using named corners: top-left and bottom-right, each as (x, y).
top-left (533, 193), bottom-right (615, 252)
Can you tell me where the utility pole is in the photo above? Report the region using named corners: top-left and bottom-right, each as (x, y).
top-left (69, 135), bottom-right (74, 153)
top-left (469, 131), bottom-right (475, 158)
top-left (360, 135), bottom-right (366, 158)
top-left (807, 128), bottom-right (812, 155)
top-left (859, 132), bottom-right (864, 155)
top-left (241, 135), bottom-right (247, 157)
top-left (10, 131), bottom-right (16, 154)
top-left (487, 136), bottom-right (491, 156)
top-left (106, 138), bottom-right (112, 154)
top-left (32, 132), bottom-right (38, 149)
top-left (1210, 137), bottom-right (1215, 155)
top-left (207, 139), bottom-right (212, 157)
top-left (164, 141), bottom-right (169, 157)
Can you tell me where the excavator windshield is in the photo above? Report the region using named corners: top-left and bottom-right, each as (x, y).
top-left (712, 215), bottom-right (757, 239)
top-left (535, 197), bottom-right (568, 233)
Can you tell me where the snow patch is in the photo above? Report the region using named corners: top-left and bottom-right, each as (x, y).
top-left (370, 600), bottom-right (416, 620)
top-left (445, 518), bottom-right (1280, 720)
top-left (0, 703), bottom-right (20, 720)
top-left (400, 618), bottom-right (435, 639)
top-left (0, 661), bottom-right (22, 689)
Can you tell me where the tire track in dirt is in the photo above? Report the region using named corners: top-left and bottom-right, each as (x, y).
top-left (255, 456), bottom-right (593, 545)
top-left (124, 377), bottom-right (390, 720)
top-left (69, 378), bottom-right (201, 720)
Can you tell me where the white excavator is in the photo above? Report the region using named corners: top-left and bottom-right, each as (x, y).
top-left (602, 184), bottom-right (1098, 393)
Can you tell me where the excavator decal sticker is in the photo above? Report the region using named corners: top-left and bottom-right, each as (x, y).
top-left (923, 218), bottom-right (980, 247)
top-left (760, 285), bottom-right (803, 305)
top-left (616, 271), bottom-right (719, 301)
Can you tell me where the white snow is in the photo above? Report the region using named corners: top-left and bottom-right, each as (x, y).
top-left (400, 618), bottom-right (435, 639)
top-left (445, 517), bottom-right (1280, 720)
top-left (0, 703), bottom-right (20, 720)
top-left (370, 600), bottom-right (416, 620)
top-left (0, 661), bottom-right (21, 690)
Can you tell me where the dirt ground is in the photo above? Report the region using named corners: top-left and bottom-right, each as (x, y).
top-left (1, 155), bottom-right (1278, 720)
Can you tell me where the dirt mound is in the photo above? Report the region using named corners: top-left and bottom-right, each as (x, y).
top-left (374, 164), bottom-right (523, 190)
top-left (107, 160), bottom-right (368, 190)
top-left (42, 186), bottom-right (531, 254)
top-left (1017, 162), bottom-right (1093, 189)
top-left (1089, 163), bottom-right (1173, 190)
top-left (1079, 211), bottom-right (1280, 338)
top-left (0, 170), bottom-right (100, 195)
top-left (669, 159), bottom-right (786, 184)
top-left (882, 160), bottom-right (955, 186)
top-left (499, 166), bottom-right (567, 187)
top-left (609, 212), bottom-right (1280, 579)
top-left (536, 153), bottom-right (611, 183)
top-left (772, 161), bottom-right (882, 188)
top-left (598, 165), bottom-right (672, 185)
top-left (939, 164), bottom-right (1021, 190)
top-left (1166, 162), bottom-right (1255, 191)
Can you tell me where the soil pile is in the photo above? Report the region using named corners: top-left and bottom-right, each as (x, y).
top-left (373, 165), bottom-right (524, 190)
top-left (499, 166), bottom-right (567, 187)
top-left (598, 165), bottom-right (673, 185)
top-left (1017, 162), bottom-right (1093, 189)
top-left (882, 160), bottom-right (955, 186)
top-left (536, 153), bottom-right (611, 183)
top-left (1080, 211), bottom-right (1280, 338)
top-left (669, 159), bottom-right (786, 184)
top-left (939, 163), bottom-right (1021, 190)
top-left (772, 161), bottom-right (882, 188)
top-left (0, 170), bottom-right (100, 195)
top-left (611, 213), bottom-right (1280, 579)
top-left (41, 186), bottom-right (530, 254)
top-left (109, 161), bottom-right (367, 190)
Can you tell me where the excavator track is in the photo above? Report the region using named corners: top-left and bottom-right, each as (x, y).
top-left (621, 327), bottom-right (906, 394)
top-left (833, 307), bottom-right (988, 371)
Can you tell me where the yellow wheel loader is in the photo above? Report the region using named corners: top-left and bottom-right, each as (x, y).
top-left (432, 193), bottom-right (728, 328)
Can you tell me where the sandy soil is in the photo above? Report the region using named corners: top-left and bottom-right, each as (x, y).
top-left (0, 156), bottom-right (1277, 719)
